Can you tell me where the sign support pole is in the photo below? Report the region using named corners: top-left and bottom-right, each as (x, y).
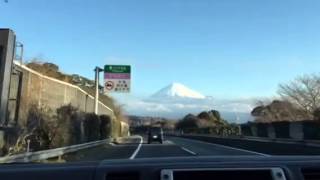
top-left (94, 67), bottom-right (103, 114)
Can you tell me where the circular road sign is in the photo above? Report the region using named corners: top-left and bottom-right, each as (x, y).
top-left (105, 81), bottom-right (114, 90)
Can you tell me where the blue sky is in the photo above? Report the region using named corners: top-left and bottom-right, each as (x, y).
top-left (1, 0), bottom-right (320, 99)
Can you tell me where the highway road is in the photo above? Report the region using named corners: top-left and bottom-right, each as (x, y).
top-left (63, 136), bottom-right (269, 162)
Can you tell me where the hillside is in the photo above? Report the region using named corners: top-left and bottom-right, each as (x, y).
top-left (26, 61), bottom-right (115, 110)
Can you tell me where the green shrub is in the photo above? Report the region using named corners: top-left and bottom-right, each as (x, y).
top-left (209, 110), bottom-right (221, 121)
top-left (176, 114), bottom-right (198, 130)
top-left (100, 115), bottom-right (112, 139)
top-left (83, 113), bottom-right (100, 141)
top-left (25, 105), bottom-right (53, 150)
top-left (53, 105), bottom-right (82, 147)
top-left (198, 111), bottom-right (210, 120)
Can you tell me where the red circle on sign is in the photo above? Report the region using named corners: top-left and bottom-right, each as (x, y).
top-left (105, 81), bottom-right (114, 90)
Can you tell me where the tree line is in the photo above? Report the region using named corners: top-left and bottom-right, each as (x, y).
top-left (252, 74), bottom-right (320, 122)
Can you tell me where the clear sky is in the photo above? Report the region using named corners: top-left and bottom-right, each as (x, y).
top-left (1, 0), bottom-right (320, 99)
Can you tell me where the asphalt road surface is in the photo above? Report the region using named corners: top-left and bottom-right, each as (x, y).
top-left (63, 136), bottom-right (269, 162)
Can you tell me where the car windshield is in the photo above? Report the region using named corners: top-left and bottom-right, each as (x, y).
top-left (150, 128), bottom-right (162, 133)
top-left (0, 0), bottom-right (320, 164)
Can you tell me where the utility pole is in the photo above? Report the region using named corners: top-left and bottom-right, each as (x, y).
top-left (94, 67), bottom-right (103, 114)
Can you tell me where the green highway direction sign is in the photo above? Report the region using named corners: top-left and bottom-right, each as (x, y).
top-left (104, 65), bottom-right (131, 73)
top-left (104, 65), bottom-right (131, 93)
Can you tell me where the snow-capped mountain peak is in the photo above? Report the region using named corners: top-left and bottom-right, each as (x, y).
top-left (151, 82), bottom-right (206, 99)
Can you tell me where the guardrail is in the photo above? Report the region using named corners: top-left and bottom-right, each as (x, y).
top-left (0, 138), bottom-right (111, 163)
top-left (168, 133), bottom-right (320, 147)
top-left (170, 134), bottom-right (320, 155)
top-left (230, 135), bottom-right (320, 147)
top-left (240, 136), bottom-right (320, 146)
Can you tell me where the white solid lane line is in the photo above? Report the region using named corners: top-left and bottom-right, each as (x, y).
top-left (129, 136), bottom-right (143, 159)
top-left (181, 147), bottom-right (197, 155)
top-left (173, 137), bottom-right (271, 157)
top-left (207, 142), bottom-right (271, 157)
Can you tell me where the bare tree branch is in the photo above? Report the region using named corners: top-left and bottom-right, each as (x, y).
top-left (278, 74), bottom-right (320, 117)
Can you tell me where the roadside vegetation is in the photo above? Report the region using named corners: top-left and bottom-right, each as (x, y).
top-left (0, 59), bottom-right (128, 156)
top-left (129, 110), bottom-right (239, 136)
top-left (244, 74), bottom-right (320, 140)
top-left (128, 116), bottom-right (175, 135)
top-left (252, 74), bottom-right (320, 122)
top-left (175, 110), bottom-right (239, 135)
top-left (8, 104), bottom-right (122, 155)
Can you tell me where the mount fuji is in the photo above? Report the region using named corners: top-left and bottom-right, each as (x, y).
top-left (151, 82), bottom-right (206, 100)
top-left (114, 82), bottom-right (254, 123)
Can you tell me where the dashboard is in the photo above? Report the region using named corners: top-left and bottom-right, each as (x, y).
top-left (0, 156), bottom-right (319, 180)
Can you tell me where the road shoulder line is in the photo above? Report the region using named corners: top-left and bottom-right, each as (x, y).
top-left (129, 136), bottom-right (143, 159)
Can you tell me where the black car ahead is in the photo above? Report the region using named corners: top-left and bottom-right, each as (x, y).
top-left (148, 127), bottom-right (164, 144)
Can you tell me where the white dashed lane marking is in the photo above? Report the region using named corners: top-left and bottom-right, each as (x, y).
top-left (181, 147), bottom-right (197, 155)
